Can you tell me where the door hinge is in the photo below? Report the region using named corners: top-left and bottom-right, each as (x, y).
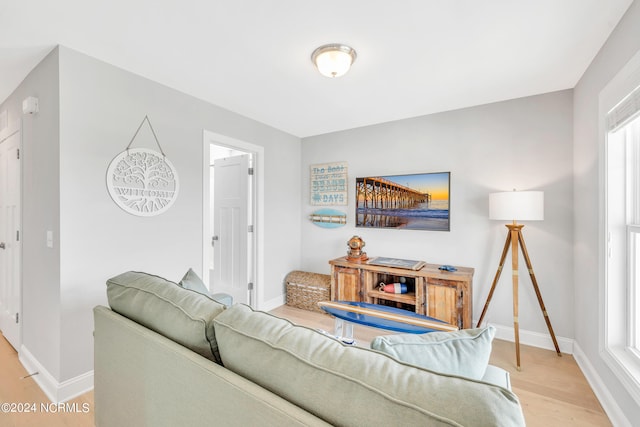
top-left (248, 282), bottom-right (254, 291)
top-left (248, 225), bottom-right (254, 233)
top-left (16, 149), bottom-right (20, 159)
top-left (16, 230), bottom-right (19, 241)
top-left (248, 167), bottom-right (254, 175)
top-left (15, 313), bottom-right (19, 324)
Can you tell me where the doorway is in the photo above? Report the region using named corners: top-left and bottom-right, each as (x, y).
top-left (0, 118), bottom-right (21, 351)
top-left (203, 131), bottom-right (263, 308)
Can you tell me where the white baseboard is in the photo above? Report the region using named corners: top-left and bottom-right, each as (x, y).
top-left (573, 343), bottom-right (632, 427)
top-left (485, 321), bottom-right (575, 354)
top-left (260, 294), bottom-right (286, 312)
top-left (19, 345), bottom-right (94, 403)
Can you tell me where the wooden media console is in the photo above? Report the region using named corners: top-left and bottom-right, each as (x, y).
top-left (329, 256), bottom-right (474, 329)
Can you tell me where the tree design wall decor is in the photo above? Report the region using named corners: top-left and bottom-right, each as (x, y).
top-left (106, 116), bottom-right (179, 216)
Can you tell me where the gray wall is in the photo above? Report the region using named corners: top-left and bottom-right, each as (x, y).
top-left (56, 46), bottom-right (302, 381)
top-left (574, 0), bottom-right (640, 422)
top-left (4, 46), bottom-right (302, 384)
top-left (1, 48), bottom-right (62, 378)
top-left (301, 90), bottom-right (574, 339)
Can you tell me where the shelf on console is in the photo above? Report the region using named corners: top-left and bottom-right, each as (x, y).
top-left (367, 290), bottom-right (416, 305)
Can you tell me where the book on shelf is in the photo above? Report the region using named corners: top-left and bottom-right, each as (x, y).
top-left (366, 257), bottom-right (426, 271)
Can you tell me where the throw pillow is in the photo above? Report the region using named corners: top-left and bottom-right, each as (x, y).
top-left (179, 268), bottom-right (210, 295)
top-left (370, 325), bottom-right (496, 380)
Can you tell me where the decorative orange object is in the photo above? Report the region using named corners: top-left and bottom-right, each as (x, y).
top-left (346, 235), bottom-right (368, 261)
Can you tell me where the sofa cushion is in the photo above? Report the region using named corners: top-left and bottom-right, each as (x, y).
top-left (370, 326), bottom-right (495, 380)
top-left (213, 304), bottom-right (525, 427)
top-left (482, 364), bottom-right (512, 389)
top-left (106, 271), bottom-right (226, 363)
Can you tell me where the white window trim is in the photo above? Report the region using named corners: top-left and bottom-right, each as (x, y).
top-left (629, 225), bottom-right (640, 352)
top-left (599, 48), bottom-right (640, 406)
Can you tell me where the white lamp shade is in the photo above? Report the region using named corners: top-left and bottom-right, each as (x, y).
top-left (489, 191), bottom-right (544, 221)
top-left (311, 44), bottom-right (356, 78)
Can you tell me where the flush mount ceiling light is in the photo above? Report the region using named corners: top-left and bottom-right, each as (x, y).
top-left (311, 44), bottom-right (357, 78)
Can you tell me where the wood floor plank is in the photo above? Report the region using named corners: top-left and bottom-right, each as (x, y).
top-left (515, 388), bottom-right (611, 427)
top-left (0, 334), bottom-right (94, 427)
top-left (490, 340), bottom-right (603, 407)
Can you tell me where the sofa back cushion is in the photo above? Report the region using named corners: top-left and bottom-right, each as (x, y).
top-left (213, 304), bottom-right (525, 427)
top-left (106, 271), bottom-right (226, 363)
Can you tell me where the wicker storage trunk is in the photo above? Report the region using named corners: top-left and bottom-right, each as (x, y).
top-left (285, 271), bottom-right (331, 313)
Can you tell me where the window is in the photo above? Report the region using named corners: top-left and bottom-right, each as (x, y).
top-left (632, 222), bottom-right (640, 354)
top-left (604, 82), bottom-right (640, 403)
top-left (626, 118), bottom-right (640, 355)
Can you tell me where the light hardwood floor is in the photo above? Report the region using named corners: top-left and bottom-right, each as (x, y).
top-left (0, 334), bottom-right (93, 427)
top-left (1, 305), bottom-right (611, 426)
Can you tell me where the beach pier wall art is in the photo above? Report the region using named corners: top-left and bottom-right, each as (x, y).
top-left (355, 172), bottom-right (450, 231)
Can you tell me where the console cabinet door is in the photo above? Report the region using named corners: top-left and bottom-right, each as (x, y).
top-left (427, 278), bottom-right (461, 328)
top-left (332, 267), bottom-right (361, 302)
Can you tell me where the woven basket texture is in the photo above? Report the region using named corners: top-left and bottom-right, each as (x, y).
top-left (285, 270), bottom-right (331, 313)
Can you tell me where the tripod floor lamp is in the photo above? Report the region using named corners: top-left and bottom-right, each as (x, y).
top-left (476, 190), bottom-right (561, 370)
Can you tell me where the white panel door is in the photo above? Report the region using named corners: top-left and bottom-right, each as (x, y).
top-left (212, 154), bottom-right (249, 305)
top-left (0, 129), bottom-right (21, 351)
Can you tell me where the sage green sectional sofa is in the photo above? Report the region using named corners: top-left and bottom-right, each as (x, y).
top-left (94, 271), bottom-right (525, 426)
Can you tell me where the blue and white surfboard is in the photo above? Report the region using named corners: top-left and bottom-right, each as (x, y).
top-left (309, 208), bottom-right (347, 228)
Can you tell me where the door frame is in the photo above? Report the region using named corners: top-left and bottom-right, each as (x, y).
top-left (203, 130), bottom-right (264, 308)
top-left (0, 116), bottom-right (22, 350)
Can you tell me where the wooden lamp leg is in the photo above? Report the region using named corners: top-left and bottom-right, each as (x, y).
top-left (476, 228), bottom-right (511, 327)
top-left (517, 230), bottom-right (562, 357)
top-left (509, 224), bottom-right (522, 370)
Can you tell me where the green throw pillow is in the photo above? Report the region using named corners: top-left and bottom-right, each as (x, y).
top-left (370, 326), bottom-right (496, 380)
top-left (179, 268), bottom-right (210, 295)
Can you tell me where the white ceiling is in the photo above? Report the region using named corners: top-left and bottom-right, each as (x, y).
top-left (0, 0), bottom-right (633, 137)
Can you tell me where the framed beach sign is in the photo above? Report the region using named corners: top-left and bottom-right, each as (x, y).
top-left (355, 172), bottom-right (450, 231)
top-left (310, 162), bottom-right (348, 206)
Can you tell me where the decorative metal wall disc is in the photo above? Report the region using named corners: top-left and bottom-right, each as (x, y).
top-left (106, 148), bottom-right (179, 216)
